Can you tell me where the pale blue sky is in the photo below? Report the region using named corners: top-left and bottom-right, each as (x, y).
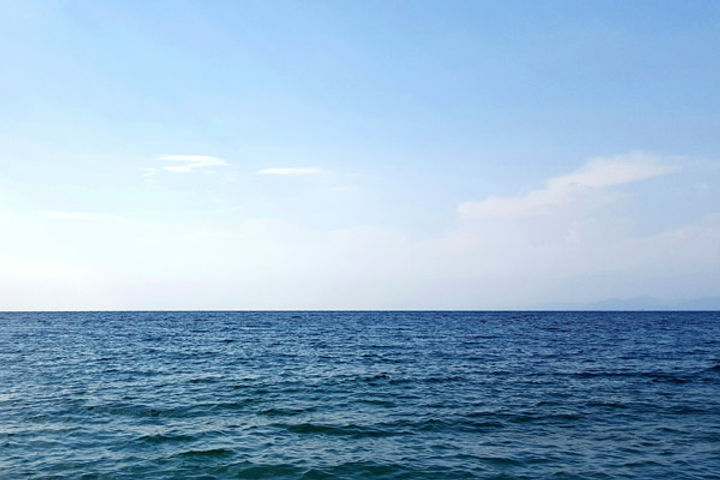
top-left (1, 1), bottom-right (718, 309)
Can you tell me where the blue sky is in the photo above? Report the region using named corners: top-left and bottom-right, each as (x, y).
top-left (1, 0), bottom-right (718, 309)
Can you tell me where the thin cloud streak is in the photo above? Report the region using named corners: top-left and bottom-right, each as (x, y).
top-left (158, 155), bottom-right (228, 173)
top-left (458, 152), bottom-right (679, 219)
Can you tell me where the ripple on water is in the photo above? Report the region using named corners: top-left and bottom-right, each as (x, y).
top-left (1, 311), bottom-right (719, 480)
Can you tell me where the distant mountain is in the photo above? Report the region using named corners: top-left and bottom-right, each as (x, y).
top-left (536, 296), bottom-right (720, 311)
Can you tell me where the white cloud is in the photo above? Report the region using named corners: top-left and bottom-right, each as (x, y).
top-left (257, 167), bottom-right (324, 175)
top-left (458, 152), bottom-right (679, 219)
top-left (1, 150), bottom-right (716, 310)
top-left (158, 155), bottom-right (228, 173)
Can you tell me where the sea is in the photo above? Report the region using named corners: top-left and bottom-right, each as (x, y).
top-left (2, 311), bottom-right (720, 479)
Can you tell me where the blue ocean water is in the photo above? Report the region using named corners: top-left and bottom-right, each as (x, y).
top-left (2, 311), bottom-right (720, 479)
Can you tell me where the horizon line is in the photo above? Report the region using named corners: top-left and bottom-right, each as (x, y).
top-left (1, 309), bottom-right (718, 313)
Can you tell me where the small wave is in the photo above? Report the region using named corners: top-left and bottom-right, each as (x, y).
top-left (513, 413), bottom-right (583, 423)
top-left (358, 398), bottom-right (397, 408)
top-left (135, 432), bottom-right (195, 444)
top-left (82, 402), bottom-right (242, 419)
top-left (562, 371), bottom-right (696, 384)
top-left (650, 375), bottom-right (691, 384)
top-left (467, 410), bottom-right (582, 424)
top-left (176, 447), bottom-right (235, 458)
top-left (188, 376), bottom-right (222, 384)
top-left (478, 455), bottom-right (523, 467)
top-left (623, 460), bottom-right (662, 468)
top-left (586, 401), bottom-right (629, 409)
top-left (227, 462), bottom-right (305, 478)
top-left (666, 405), bottom-right (710, 414)
top-left (361, 374), bottom-right (390, 382)
top-left (301, 461), bottom-right (417, 479)
top-left (258, 407), bottom-right (313, 417)
top-left (278, 422), bottom-right (397, 438)
top-left (209, 399), bottom-right (258, 411)
top-left (423, 375), bottom-right (468, 384)
top-left (395, 417), bottom-right (505, 432)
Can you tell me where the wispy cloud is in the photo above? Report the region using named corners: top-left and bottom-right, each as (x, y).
top-left (257, 167), bottom-right (324, 176)
top-left (458, 152), bottom-right (679, 219)
top-left (158, 155), bottom-right (228, 173)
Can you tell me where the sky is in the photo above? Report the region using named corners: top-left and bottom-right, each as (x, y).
top-left (1, 0), bottom-right (719, 310)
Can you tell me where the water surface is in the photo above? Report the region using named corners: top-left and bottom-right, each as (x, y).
top-left (2, 311), bottom-right (719, 479)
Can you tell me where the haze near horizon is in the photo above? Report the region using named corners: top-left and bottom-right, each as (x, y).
top-left (1, 1), bottom-right (719, 310)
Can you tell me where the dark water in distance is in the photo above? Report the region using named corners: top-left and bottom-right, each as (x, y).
top-left (2, 311), bottom-right (720, 480)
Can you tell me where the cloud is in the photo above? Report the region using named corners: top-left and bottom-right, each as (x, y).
top-left (158, 155), bottom-right (228, 173)
top-left (257, 167), bottom-right (324, 176)
top-left (2, 148), bottom-right (715, 310)
top-left (458, 152), bottom-right (679, 219)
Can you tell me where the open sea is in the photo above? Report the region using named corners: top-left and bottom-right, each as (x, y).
top-left (2, 311), bottom-right (720, 479)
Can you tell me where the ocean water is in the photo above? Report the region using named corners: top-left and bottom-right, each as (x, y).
top-left (2, 311), bottom-right (720, 480)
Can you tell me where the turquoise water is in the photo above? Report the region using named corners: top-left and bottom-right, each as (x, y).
top-left (2, 311), bottom-right (720, 479)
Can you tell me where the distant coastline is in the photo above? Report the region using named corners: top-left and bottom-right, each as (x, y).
top-left (1, 300), bottom-right (719, 314)
top-left (535, 296), bottom-right (720, 311)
